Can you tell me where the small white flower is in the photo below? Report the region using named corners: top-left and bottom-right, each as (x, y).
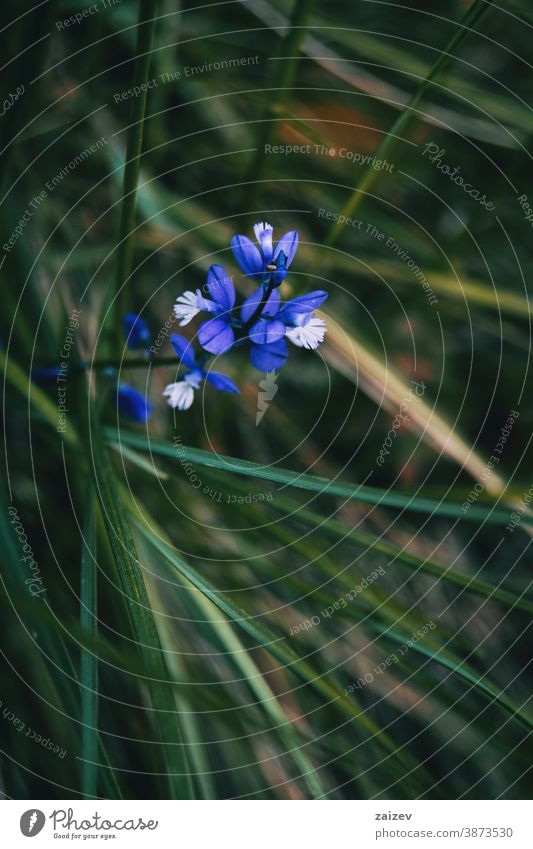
top-left (163, 381), bottom-right (195, 410)
top-left (286, 317), bottom-right (327, 350)
top-left (173, 290), bottom-right (201, 326)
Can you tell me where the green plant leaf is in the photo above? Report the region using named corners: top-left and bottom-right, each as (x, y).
top-left (90, 412), bottom-right (193, 799)
top-left (131, 512), bottom-right (436, 790)
top-left (106, 430), bottom-right (524, 527)
top-left (80, 488), bottom-right (98, 799)
top-left (325, 0), bottom-right (490, 247)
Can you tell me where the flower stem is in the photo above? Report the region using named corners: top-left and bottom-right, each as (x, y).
top-left (248, 0), bottom-right (317, 205)
top-left (240, 281), bottom-right (276, 337)
top-left (107, 0), bottom-right (159, 348)
top-left (36, 355), bottom-right (176, 373)
top-left (37, 281), bottom-right (277, 374)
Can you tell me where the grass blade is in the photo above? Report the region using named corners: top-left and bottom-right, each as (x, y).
top-left (105, 429), bottom-right (523, 527)
top-left (320, 316), bottom-right (509, 497)
top-left (80, 489), bottom-right (98, 798)
top-left (325, 0), bottom-right (489, 247)
top-left (249, 0), bottom-right (317, 197)
top-left (1, 349), bottom-right (78, 447)
top-left (110, 0), bottom-right (160, 342)
top-left (240, 0), bottom-right (510, 148)
top-left (131, 512), bottom-right (448, 790)
top-left (204, 469), bottom-right (533, 616)
top-left (90, 412), bottom-right (193, 798)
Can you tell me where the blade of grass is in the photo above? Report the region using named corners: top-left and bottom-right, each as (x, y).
top-left (90, 412), bottom-right (193, 799)
top-left (154, 543), bottom-right (325, 797)
top-left (325, 0), bottom-right (489, 247)
top-left (137, 536), bottom-right (217, 800)
top-left (131, 513), bottom-right (446, 789)
top-left (249, 0), bottom-right (317, 199)
top-left (140, 534), bottom-right (325, 799)
top-left (240, 0), bottom-right (511, 148)
top-left (335, 254), bottom-right (533, 320)
top-left (1, 349), bottom-right (78, 447)
top-left (222, 489), bottom-right (533, 733)
top-left (320, 316), bottom-right (508, 496)
top-left (365, 620), bottom-right (533, 733)
top-left (202, 467), bottom-right (533, 615)
top-left (80, 488), bottom-right (98, 799)
top-left (110, 441), bottom-right (169, 480)
top-left (108, 0), bottom-right (160, 345)
top-left (105, 429), bottom-right (524, 527)
top-left (309, 10), bottom-right (533, 137)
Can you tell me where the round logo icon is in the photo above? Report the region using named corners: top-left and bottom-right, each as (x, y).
top-left (20, 810), bottom-right (46, 837)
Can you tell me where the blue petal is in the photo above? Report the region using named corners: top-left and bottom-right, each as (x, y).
top-left (206, 264), bottom-right (236, 311)
top-left (240, 286), bottom-right (281, 322)
top-left (123, 312), bottom-right (151, 350)
top-left (205, 371), bottom-right (240, 393)
top-left (250, 338), bottom-right (288, 372)
top-left (198, 317), bottom-right (235, 354)
top-left (279, 290), bottom-right (328, 321)
top-left (231, 235), bottom-right (263, 277)
top-left (273, 231), bottom-right (298, 267)
top-left (248, 318), bottom-right (286, 345)
top-left (170, 333), bottom-right (197, 368)
top-left (116, 385), bottom-right (152, 423)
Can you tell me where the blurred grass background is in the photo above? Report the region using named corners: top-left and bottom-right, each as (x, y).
top-left (0, 0), bottom-right (532, 799)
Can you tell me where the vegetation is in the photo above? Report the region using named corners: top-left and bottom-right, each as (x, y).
top-left (1, 0), bottom-right (532, 799)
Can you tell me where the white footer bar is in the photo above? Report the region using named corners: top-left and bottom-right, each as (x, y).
top-left (1, 799), bottom-right (530, 848)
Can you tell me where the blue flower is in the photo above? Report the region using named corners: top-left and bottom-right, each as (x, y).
top-left (231, 221), bottom-right (298, 286)
top-left (174, 265), bottom-right (237, 355)
top-left (164, 333), bottom-right (239, 409)
top-left (123, 313), bottom-right (151, 352)
top-left (115, 384), bottom-right (152, 422)
top-left (32, 366), bottom-right (62, 383)
top-left (246, 289), bottom-right (329, 371)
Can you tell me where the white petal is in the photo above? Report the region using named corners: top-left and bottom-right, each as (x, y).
top-left (174, 291), bottom-right (200, 326)
top-left (286, 317), bottom-right (327, 350)
top-left (184, 370), bottom-right (202, 389)
top-left (253, 221), bottom-right (273, 242)
top-left (163, 381), bottom-right (195, 410)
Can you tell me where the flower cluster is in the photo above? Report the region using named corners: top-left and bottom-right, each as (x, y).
top-left (165, 221), bottom-right (328, 409)
top-left (33, 222), bottom-right (328, 424)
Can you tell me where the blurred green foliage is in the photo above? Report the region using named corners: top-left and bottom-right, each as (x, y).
top-left (0, 0), bottom-right (532, 800)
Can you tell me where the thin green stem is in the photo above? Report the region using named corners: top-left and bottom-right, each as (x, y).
top-left (39, 283), bottom-right (277, 374)
top-left (109, 0), bottom-right (159, 346)
top-left (37, 355), bottom-right (172, 372)
top-left (248, 0), bottom-right (317, 203)
top-left (240, 280), bottom-right (276, 335)
top-left (80, 490), bottom-right (98, 799)
top-left (325, 0), bottom-right (489, 248)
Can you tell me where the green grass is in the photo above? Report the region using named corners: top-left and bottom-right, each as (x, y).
top-left (1, 0), bottom-right (532, 800)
